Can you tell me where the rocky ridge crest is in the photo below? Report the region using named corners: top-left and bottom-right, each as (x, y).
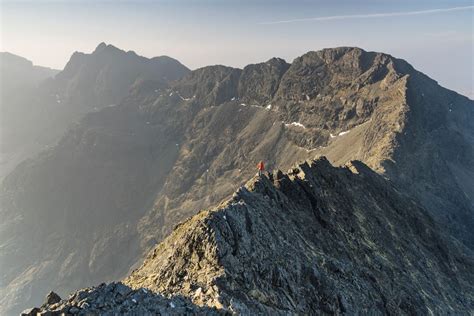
top-left (31, 157), bottom-right (474, 314)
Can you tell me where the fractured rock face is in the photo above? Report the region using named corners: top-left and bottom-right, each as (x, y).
top-left (125, 157), bottom-right (474, 314)
top-left (44, 291), bottom-right (61, 305)
top-left (30, 157), bottom-right (474, 314)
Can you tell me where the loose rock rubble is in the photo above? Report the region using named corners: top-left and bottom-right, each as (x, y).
top-left (23, 282), bottom-right (225, 315)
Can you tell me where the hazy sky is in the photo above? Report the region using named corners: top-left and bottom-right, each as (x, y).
top-left (1, 0), bottom-right (473, 98)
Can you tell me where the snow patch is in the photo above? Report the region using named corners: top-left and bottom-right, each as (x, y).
top-left (330, 129), bottom-right (352, 138)
top-left (176, 92), bottom-right (194, 101)
top-left (239, 103), bottom-right (267, 109)
top-left (266, 104), bottom-right (272, 110)
top-left (285, 122), bottom-right (306, 129)
top-left (231, 97), bottom-right (236, 101)
top-left (170, 302), bottom-right (175, 308)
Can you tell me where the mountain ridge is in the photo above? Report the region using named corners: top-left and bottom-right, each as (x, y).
top-left (0, 52), bottom-right (59, 82)
top-left (1, 46), bottom-right (473, 315)
top-left (51, 42), bottom-right (190, 108)
top-left (28, 157), bottom-right (474, 314)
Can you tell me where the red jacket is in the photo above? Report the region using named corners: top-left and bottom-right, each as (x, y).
top-left (257, 161), bottom-right (265, 171)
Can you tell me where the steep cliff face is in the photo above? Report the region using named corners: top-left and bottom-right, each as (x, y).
top-left (238, 57), bottom-right (290, 105)
top-left (2, 47), bottom-right (473, 315)
top-left (389, 73), bottom-right (474, 246)
top-left (301, 49), bottom-right (474, 245)
top-left (31, 158), bottom-right (474, 314)
top-left (273, 47), bottom-right (413, 170)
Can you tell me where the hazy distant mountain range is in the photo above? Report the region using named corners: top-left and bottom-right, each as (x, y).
top-left (0, 45), bottom-right (189, 180)
top-left (0, 44), bottom-right (472, 315)
top-left (1, 52), bottom-right (61, 180)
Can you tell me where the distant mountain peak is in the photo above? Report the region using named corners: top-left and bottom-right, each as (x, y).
top-left (264, 56), bottom-right (288, 65)
top-left (0, 52), bottom-right (59, 92)
top-left (50, 43), bottom-right (190, 107)
top-left (92, 42), bottom-right (124, 55)
top-left (95, 41), bottom-right (107, 50)
top-left (0, 52), bottom-right (33, 67)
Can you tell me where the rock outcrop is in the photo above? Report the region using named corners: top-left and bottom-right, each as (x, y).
top-left (31, 158), bottom-right (474, 314)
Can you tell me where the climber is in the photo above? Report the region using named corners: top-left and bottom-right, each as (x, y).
top-left (257, 161), bottom-right (265, 176)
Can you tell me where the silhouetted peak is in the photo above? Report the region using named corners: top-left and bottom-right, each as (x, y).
top-left (93, 42), bottom-right (123, 55)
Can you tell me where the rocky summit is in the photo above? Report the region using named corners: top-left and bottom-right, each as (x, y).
top-left (31, 158), bottom-right (474, 314)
